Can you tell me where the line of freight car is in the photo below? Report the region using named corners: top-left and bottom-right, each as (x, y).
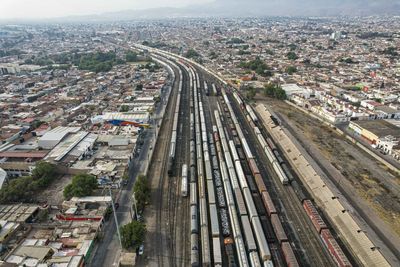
top-left (220, 99), bottom-right (274, 262)
top-left (189, 63), bottom-right (205, 267)
top-left (213, 120), bottom-right (249, 267)
top-left (196, 69), bottom-right (226, 267)
top-left (232, 91), bottom-right (291, 185)
top-left (167, 68), bottom-right (183, 176)
top-left (207, 132), bottom-right (231, 238)
top-left (181, 164), bottom-right (188, 197)
top-left (221, 89), bottom-right (301, 267)
top-left (216, 110), bottom-right (271, 264)
top-left (302, 199), bottom-right (352, 267)
top-left (186, 63), bottom-right (199, 267)
top-left (230, 89), bottom-right (352, 267)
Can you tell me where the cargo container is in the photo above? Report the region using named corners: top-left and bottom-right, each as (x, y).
top-left (281, 242), bottom-right (299, 267)
top-left (261, 191), bottom-right (277, 216)
top-left (241, 216), bottom-right (257, 251)
top-left (248, 158), bottom-right (260, 175)
top-left (213, 237), bottom-right (222, 266)
top-left (252, 217), bottom-right (271, 261)
top-left (191, 233), bottom-right (199, 267)
top-left (191, 206), bottom-right (198, 234)
top-left (320, 229), bottom-right (352, 267)
top-left (234, 188), bottom-right (247, 216)
top-left (210, 204), bottom-right (220, 237)
top-left (270, 214), bottom-right (288, 243)
top-left (243, 188), bottom-right (258, 221)
top-left (249, 251), bottom-right (262, 267)
top-left (254, 174), bottom-right (267, 193)
top-left (303, 200), bottom-right (328, 233)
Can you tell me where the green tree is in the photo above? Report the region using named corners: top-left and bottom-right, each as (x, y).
top-left (185, 49), bottom-right (201, 59)
top-left (238, 57), bottom-right (271, 77)
top-left (246, 87), bottom-right (257, 100)
top-left (120, 221), bottom-right (146, 250)
top-left (63, 174), bottom-right (98, 199)
top-left (126, 51), bottom-right (138, 62)
top-left (136, 84), bottom-right (143, 91)
top-left (263, 83), bottom-right (287, 100)
top-left (31, 161), bottom-right (57, 188)
top-left (0, 162), bottom-right (57, 203)
top-left (120, 105), bottom-right (129, 112)
top-left (133, 175), bottom-right (150, 212)
top-left (287, 51), bottom-right (298, 60)
top-left (286, 66), bottom-right (297, 75)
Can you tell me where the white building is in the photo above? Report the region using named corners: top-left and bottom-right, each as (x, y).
top-left (38, 126), bottom-right (81, 149)
top-left (281, 84), bottom-right (310, 99)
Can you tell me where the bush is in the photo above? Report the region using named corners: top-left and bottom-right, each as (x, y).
top-left (63, 174), bottom-right (98, 199)
top-left (120, 221), bottom-right (146, 250)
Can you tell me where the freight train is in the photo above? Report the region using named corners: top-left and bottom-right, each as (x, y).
top-left (233, 91), bottom-right (352, 267)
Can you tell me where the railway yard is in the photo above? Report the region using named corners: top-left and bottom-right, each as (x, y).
top-left (135, 45), bottom-right (398, 267)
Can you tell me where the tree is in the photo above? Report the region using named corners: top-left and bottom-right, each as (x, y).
top-left (286, 66), bottom-right (297, 75)
top-left (185, 49), bottom-right (201, 59)
top-left (133, 175), bottom-right (150, 212)
top-left (239, 57), bottom-right (271, 77)
top-left (126, 51), bottom-right (138, 62)
top-left (63, 174), bottom-right (97, 199)
top-left (245, 87), bottom-right (257, 100)
top-left (31, 161), bottom-right (57, 188)
top-left (120, 105), bottom-right (129, 112)
top-left (120, 221), bottom-right (146, 250)
top-left (135, 84), bottom-right (143, 91)
top-left (287, 51), bottom-right (298, 61)
top-left (263, 83), bottom-right (287, 100)
top-left (0, 161), bottom-right (57, 204)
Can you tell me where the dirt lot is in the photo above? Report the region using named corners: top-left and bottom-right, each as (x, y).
top-left (257, 96), bottom-right (400, 237)
top-left (35, 174), bottom-right (72, 205)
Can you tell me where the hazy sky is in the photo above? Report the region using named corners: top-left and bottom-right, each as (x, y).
top-left (0, 0), bottom-right (213, 19)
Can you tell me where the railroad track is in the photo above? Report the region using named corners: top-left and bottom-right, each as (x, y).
top-left (226, 92), bottom-right (335, 267)
top-left (195, 67), bottom-right (334, 266)
top-left (146, 58), bottom-right (181, 267)
top-left (169, 63), bottom-right (191, 267)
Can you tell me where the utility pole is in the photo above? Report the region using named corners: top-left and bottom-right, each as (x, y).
top-left (132, 192), bottom-right (139, 220)
top-left (109, 187), bottom-right (122, 248)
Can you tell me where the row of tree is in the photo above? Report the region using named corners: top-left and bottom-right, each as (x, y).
top-left (0, 161), bottom-right (57, 203)
top-left (133, 175), bottom-right (150, 212)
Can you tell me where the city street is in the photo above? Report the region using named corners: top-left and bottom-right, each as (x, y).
top-left (88, 84), bottom-right (171, 267)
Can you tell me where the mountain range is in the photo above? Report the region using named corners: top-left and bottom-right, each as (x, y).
top-left (4, 0), bottom-right (400, 22)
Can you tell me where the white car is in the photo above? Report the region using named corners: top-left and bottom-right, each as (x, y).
top-left (138, 244), bottom-right (144, 255)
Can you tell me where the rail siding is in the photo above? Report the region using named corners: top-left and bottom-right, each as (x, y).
top-left (255, 103), bottom-right (391, 267)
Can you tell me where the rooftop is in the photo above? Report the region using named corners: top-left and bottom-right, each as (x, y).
top-left (352, 120), bottom-right (400, 138)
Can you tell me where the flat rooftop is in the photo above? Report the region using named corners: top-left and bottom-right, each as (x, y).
top-left (352, 120), bottom-right (400, 138)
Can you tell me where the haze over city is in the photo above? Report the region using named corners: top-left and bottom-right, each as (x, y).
top-left (1, 0), bottom-right (400, 20)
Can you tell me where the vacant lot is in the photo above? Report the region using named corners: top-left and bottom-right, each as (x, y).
top-left (258, 97), bottom-right (400, 237)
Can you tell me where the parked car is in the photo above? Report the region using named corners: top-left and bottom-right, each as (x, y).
top-left (138, 244), bottom-right (144, 255)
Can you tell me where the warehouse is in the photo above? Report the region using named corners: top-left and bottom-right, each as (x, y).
top-left (38, 126), bottom-right (81, 149)
top-left (349, 120), bottom-right (400, 145)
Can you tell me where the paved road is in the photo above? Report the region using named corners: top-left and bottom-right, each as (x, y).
top-left (88, 84), bottom-right (171, 267)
